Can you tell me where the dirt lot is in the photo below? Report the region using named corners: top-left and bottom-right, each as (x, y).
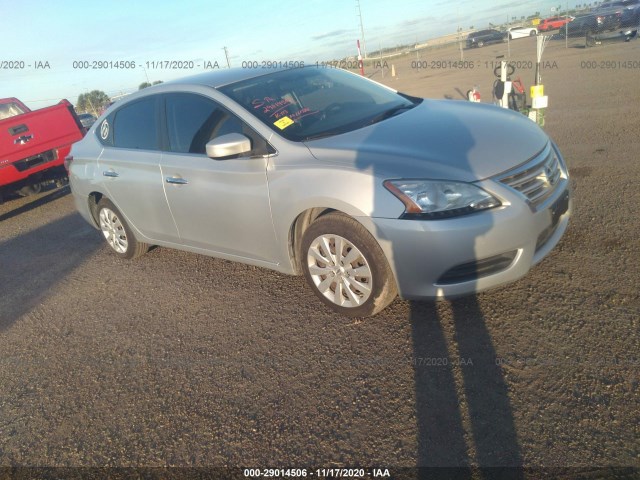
top-left (1, 37), bottom-right (639, 476)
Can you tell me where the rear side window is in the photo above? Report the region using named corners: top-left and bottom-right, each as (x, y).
top-left (112, 97), bottom-right (159, 150)
top-left (0, 102), bottom-right (26, 120)
top-left (164, 92), bottom-right (270, 157)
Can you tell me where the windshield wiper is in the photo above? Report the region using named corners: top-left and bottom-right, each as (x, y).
top-left (366, 104), bottom-right (415, 126)
top-left (300, 129), bottom-right (349, 142)
top-left (301, 103), bottom-right (417, 141)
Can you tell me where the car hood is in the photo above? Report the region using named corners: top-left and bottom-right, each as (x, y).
top-left (304, 99), bottom-right (550, 182)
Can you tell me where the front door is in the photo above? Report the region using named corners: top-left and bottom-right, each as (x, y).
top-left (159, 92), bottom-right (278, 264)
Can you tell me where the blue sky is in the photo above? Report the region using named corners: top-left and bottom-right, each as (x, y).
top-left (3, 0), bottom-right (580, 109)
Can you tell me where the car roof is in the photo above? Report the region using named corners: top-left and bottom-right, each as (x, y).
top-left (165, 67), bottom-right (288, 89)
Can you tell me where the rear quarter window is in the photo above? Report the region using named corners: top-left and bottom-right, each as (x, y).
top-left (0, 102), bottom-right (26, 120)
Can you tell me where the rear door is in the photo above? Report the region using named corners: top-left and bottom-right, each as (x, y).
top-left (97, 95), bottom-right (179, 243)
top-left (159, 92), bottom-right (279, 264)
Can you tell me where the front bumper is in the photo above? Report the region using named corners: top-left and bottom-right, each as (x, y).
top-left (360, 175), bottom-right (571, 300)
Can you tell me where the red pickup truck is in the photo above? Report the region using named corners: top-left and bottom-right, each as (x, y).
top-left (0, 97), bottom-right (84, 203)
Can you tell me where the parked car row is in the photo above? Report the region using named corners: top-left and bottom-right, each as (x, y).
top-left (467, 2), bottom-right (639, 47)
top-left (557, 0), bottom-right (639, 36)
top-left (465, 26), bottom-right (538, 48)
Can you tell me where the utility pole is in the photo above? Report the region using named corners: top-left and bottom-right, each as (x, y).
top-left (223, 47), bottom-right (231, 68)
top-left (356, 0), bottom-right (367, 59)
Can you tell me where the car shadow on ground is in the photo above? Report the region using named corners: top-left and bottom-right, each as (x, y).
top-left (352, 95), bottom-right (524, 472)
top-left (0, 211), bottom-right (102, 331)
top-left (0, 185), bottom-right (71, 223)
top-left (409, 298), bottom-right (523, 477)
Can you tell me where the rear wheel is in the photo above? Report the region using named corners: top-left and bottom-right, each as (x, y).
top-left (301, 213), bottom-right (397, 317)
top-left (17, 183), bottom-right (42, 197)
top-left (97, 198), bottom-right (149, 259)
top-left (529, 30), bottom-right (537, 36)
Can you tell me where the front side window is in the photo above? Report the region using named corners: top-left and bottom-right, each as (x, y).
top-left (164, 93), bottom-right (247, 154)
top-left (112, 97), bottom-right (159, 150)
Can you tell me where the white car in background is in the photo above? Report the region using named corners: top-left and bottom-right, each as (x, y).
top-left (507, 25), bottom-right (538, 39)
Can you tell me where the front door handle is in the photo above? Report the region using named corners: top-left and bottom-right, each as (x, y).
top-left (165, 176), bottom-right (188, 185)
top-left (103, 170), bottom-right (119, 178)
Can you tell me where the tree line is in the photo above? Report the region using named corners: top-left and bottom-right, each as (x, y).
top-left (75, 81), bottom-right (163, 115)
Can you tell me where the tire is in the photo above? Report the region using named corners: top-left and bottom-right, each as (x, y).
top-left (300, 213), bottom-right (397, 317)
top-left (17, 183), bottom-right (42, 197)
top-left (96, 198), bottom-right (149, 259)
top-left (529, 30), bottom-right (537, 36)
top-left (55, 177), bottom-right (69, 188)
top-left (585, 29), bottom-right (596, 47)
top-left (477, 40), bottom-right (484, 47)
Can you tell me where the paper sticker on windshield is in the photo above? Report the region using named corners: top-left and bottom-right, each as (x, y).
top-left (100, 120), bottom-right (109, 139)
top-left (274, 116), bottom-right (294, 130)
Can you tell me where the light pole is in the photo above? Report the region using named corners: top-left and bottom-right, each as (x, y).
top-left (222, 47), bottom-right (231, 68)
top-left (356, 0), bottom-right (367, 59)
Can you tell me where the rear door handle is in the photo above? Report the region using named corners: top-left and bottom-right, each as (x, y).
top-left (103, 170), bottom-right (119, 178)
top-left (165, 176), bottom-right (188, 185)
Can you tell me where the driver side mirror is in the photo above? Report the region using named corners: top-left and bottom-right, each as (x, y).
top-left (205, 133), bottom-right (252, 159)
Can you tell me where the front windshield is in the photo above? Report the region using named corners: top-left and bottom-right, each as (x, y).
top-left (219, 67), bottom-right (419, 142)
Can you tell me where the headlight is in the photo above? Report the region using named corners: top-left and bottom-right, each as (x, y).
top-left (384, 179), bottom-right (501, 219)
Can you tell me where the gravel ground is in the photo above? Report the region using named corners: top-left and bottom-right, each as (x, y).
top-left (0, 36), bottom-right (638, 476)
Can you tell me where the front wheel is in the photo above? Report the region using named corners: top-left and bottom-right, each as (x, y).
top-left (477, 40), bottom-right (485, 47)
top-left (529, 30), bottom-right (537, 36)
top-left (301, 213), bottom-right (397, 317)
top-left (97, 198), bottom-right (149, 259)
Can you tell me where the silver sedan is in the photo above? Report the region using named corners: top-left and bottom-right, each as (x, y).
top-left (68, 67), bottom-right (571, 316)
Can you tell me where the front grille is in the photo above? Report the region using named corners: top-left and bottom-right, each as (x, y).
top-left (437, 251), bottom-right (518, 285)
top-left (498, 144), bottom-right (563, 209)
top-left (13, 149), bottom-right (57, 172)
